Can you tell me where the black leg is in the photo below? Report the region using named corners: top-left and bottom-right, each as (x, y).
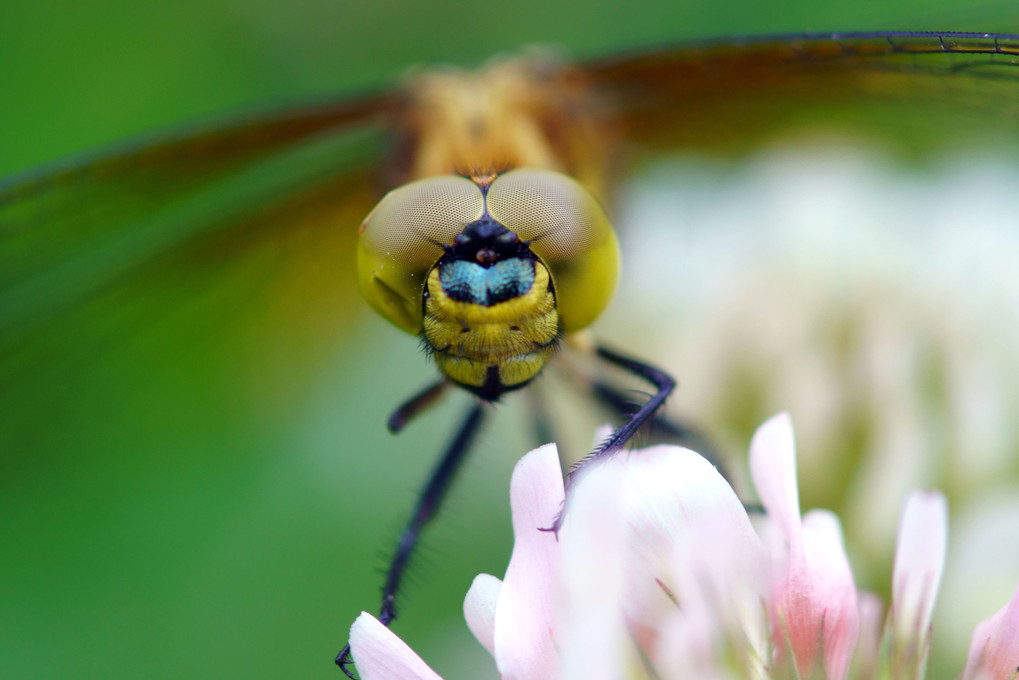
top-left (589, 378), bottom-right (730, 479)
top-left (387, 380), bottom-right (449, 433)
top-left (547, 344), bottom-right (675, 533)
top-left (588, 355), bottom-right (754, 514)
top-left (336, 403), bottom-right (486, 678)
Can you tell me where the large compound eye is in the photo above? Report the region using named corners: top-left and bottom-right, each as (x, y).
top-left (357, 176), bottom-right (484, 332)
top-left (487, 168), bottom-right (620, 333)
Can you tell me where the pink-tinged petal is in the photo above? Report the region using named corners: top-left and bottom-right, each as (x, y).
top-left (652, 508), bottom-right (771, 678)
top-left (563, 443), bottom-right (771, 672)
top-left (854, 591), bottom-right (885, 679)
top-left (654, 609), bottom-right (727, 678)
top-left (493, 444), bottom-right (563, 680)
top-left (592, 445), bottom-right (764, 630)
top-left (749, 412), bottom-right (801, 542)
top-left (659, 481), bottom-right (771, 670)
top-left (557, 462), bottom-right (635, 677)
top-left (776, 510), bottom-right (859, 680)
top-left (964, 579), bottom-right (1019, 679)
top-left (348, 612), bottom-right (445, 680)
top-left (892, 491), bottom-right (948, 632)
top-left (889, 490), bottom-right (947, 673)
top-left (750, 414), bottom-right (860, 680)
top-left (464, 573), bottom-right (502, 658)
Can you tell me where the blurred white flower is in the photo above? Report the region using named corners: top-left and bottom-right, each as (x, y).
top-left (610, 150), bottom-right (1019, 614)
top-left (348, 414), bottom-right (1019, 679)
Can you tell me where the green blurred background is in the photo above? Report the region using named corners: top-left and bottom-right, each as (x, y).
top-left (3, 1), bottom-right (1019, 679)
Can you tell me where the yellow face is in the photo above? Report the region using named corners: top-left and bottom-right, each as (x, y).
top-left (356, 167), bottom-right (620, 397)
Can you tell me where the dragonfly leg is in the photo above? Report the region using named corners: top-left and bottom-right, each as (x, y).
top-left (336, 402), bottom-right (486, 678)
top-left (387, 379), bottom-right (449, 433)
top-left (546, 344), bottom-right (675, 534)
top-left (588, 377), bottom-right (730, 480)
top-left (592, 375), bottom-right (764, 517)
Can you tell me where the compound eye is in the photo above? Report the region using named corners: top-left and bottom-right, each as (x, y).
top-left (357, 176), bottom-right (485, 332)
top-left (486, 169), bottom-right (620, 333)
top-left (487, 168), bottom-right (609, 262)
top-left (361, 175), bottom-right (485, 267)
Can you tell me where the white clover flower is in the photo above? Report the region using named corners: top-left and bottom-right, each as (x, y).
top-left (348, 414), bottom-right (1019, 679)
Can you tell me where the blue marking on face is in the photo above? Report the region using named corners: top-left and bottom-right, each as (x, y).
top-left (439, 257), bottom-right (535, 306)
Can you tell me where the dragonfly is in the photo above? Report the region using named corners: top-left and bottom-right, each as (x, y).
top-left (3, 31), bottom-right (1019, 679)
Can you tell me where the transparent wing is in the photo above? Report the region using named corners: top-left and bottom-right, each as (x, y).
top-left (586, 31), bottom-right (1019, 157)
top-left (0, 96), bottom-right (391, 471)
top-left (0, 97), bottom-right (387, 332)
top-left (0, 94), bottom-right (386, 202)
